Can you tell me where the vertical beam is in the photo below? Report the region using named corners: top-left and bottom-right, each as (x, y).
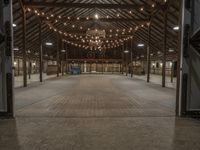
top-left (61, 40), bottom-right (64, 76)
top-left (28, 60), bottom-right (31, 79)
top-left (17, 59), bottom-right (20, 76)
top-left (122, 45), bottom-right (124, 74)
top-left (171, 61), bottom-right (174, 83)
top-left (125, 53), bottom-right (128, 76)
top-left (147, 19), bottom-right (151, 82)
top-left (112, 62), bottom-right (114, 74)
top-left (56, 33), bottom-right (60, 77)
top-left (0, 0), bottom-right (14, 117)
top-left (176, 0), bottom-right (184, 116)
top-left (131, 39), bottom-right (133, 78)
top-left (102, 62), bottom-right (103, 74)
top-left (162, 6), bottom-right (168, 87)
top-left (39, 20), bottom-right (43, 82)
top-left (22, 7), bottom-right (27, 87)
top-left (65, 43), bottom-right (68, 74)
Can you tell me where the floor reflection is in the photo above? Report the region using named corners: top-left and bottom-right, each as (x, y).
top-left (0, 117), bottom-right (200, 150)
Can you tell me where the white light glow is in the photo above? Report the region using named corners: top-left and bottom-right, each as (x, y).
top-left (46, 42), bottom-right (53, 46)
top-left (94, 14), bottom-right (99, 19)
top-left (124, 50), bottom-right (129, 53)
top-left (169, 49), bottom-right (174, 52)
top-left (14, 61), bottom-right (17, 66)
top-left (173, 26), bottom-right (179, 30)
top-left (13, 24), bottom-right (17, 27)
top-left (13, 47), bottom-right (19, 51)
top-left (137, 43), bottom-right (144, 47)
top-left (61, 49), bottom-right (66, 52)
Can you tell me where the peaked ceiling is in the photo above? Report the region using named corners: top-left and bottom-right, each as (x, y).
top-left (13, 0), bottom-right (180, 61)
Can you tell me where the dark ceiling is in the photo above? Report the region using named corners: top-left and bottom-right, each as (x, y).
top-left (13, 0), bottom-right (180, 61)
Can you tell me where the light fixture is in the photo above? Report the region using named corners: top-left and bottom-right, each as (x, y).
top-left (13, 47), bottom-right (19, 51)
top-left (14, 61), bottom-right (17, 66)
top-left (94, 14), bottom-right (99, 19)
top-left (137, 43), bottom-right (144, 47)
top-left (124, 50), bottom-right (129, 53)
top-left (173, 26), bottom-right (179, 31)
top-left (32, 62), bottom-right (36, 66)
top-left (45, 42), bottom-right (53, 46)
top-left (13, 24), bottom-right (17, 27)
top-left (61, 50), bottom-right (66, 52)
top-left (169, 49), bottom-right (174, 52)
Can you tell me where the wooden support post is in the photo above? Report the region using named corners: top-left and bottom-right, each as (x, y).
top-left (61, 40), bottom-right (64, 76)
top-left (162, 7), bottom-right (168, 87)
top-left (131, 39), bottom-right (133, 78)
top-left (90, 62), bottom-right (92, 73)
top-left (39, 20), bottom-right (43, 82)
top-left (65, 43), bottom-right (68, 74)
top-left (147, 18), bottom-right (151, 82)
top-left (22, 8), bottom-right (27, 87)
top-left (125, 54), bottom-right (128, 76)
top-left (28, 60), bottom-right (31, 79)
top-left (121, 45), bottom-right (124, 74)
top-left (171, 61), bottom-right (174, 83)
top-left (112, 62), bottom-right (114, 74)
top-left (17, 59), bottom-right (20, 76)
top-left (102, 62), bottom-right (103, 74)
top-left (56, 33), bottom-right (60, 77)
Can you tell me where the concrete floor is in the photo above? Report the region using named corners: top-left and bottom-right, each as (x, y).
top-left (1, 75), bottom-right (200, 150)
top-left (14, 73), bottom-right (58, 88)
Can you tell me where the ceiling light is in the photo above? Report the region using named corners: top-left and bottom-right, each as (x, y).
top-left (61, 50), bottom-right (66, 52)
top-left (14, 61), bottom-right (17, 66)
top-left (137, 43), bottom-right (144, 47)
top-left (13, 47), bottom-right (19, 51)
top-left (13, 24), bottom-right (17, 27)
top-left (173, 26), bottom-right (179, 30)
top-left (169, 49), bottom-right (174, 52)
top-left (45, 42), bottom-right (53, 46)
top-left (94, 14), bottom-right (99, 19)
top-left (124, 50), bottom-right (129, 53)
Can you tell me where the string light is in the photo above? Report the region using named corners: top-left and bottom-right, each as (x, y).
top-left (26, 7), bottom-right (151, 50)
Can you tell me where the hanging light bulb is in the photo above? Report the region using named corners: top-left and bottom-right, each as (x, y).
top-left (94, 14), bottom-right (99, 19)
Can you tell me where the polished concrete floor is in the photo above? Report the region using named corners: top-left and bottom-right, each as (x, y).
top-left (1, 75), bottom-right (200, 150)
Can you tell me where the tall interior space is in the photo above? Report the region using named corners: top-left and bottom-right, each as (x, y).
top-left (0, 0), bottom-right (200, 150)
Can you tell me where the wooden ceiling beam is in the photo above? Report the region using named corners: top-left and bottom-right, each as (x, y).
top-left (24, 2), bottom-right (154, 10)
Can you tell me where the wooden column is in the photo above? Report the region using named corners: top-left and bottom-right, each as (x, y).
top-left (56, 33), bottom-right (60, 77)
top-left (125, 53), bottom-right (128, 76)
top-left (102, 62), bottom-right (103, 74)
top-left (39, 20), bottom-right (43, 82)
top-left (22, 8), bottom-right (27, 87)
top-left (131, 39), bottom-right (133, 78)
top-left (17, 59), bottom-right (20, 76)
top-left (121, 45), bottom-right (124, 74)
top-left (90, 62), bottom-right (92, 73)
top-left (162, 6), bottom-right (168, 87)
top-left (147, 19), bottom-right (151, 82)
top-left (112, 62), bottom-right (114, 74)
top-left (61, 40), bottom-right (64, 76)
top-left (65, 43), bottom-right (68, 74)
top-left (171, 61), bottom-right (174, 83)
top-left (28, 60), bottom-right (31, 79)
